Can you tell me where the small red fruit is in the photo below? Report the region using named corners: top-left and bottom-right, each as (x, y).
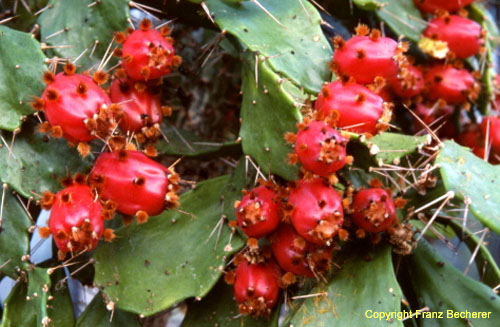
top-left (270, 224), bottom-right (331, 278)
top-left (423, 65), bottom-right (478, 104)
top-left (424, 15), bottom-right (482, 59)
top-left (389, 65), bottom-right (424, 99)
top-left (110, 79), bottom-right (162, 132)
top-left (294, 120), bottom-right (347, 176)
top-left (235, 186), bottom-right (280, 238)
top-left (332, 33), bottom-right (401, 84)
top-left (41, 73), bottom-right (111, 143)
top-left (48, 184), bottom-right (104, 254)
top-left (288, 178), bottom-right (343, 245)
top-left (414, 0), bottom-right (475, 13)
top-left (480, 116), bottom-right (500, 153)
top-left (234, 259), bottom-right (281, 317)
top-left (315, 81), bottom-right (390, 135)
top-left (351, 188), bottom-right (396, 233)
top-left (414, 103), bottom-right (455, 138)
top-left (121, 21), bottom-right (180, 81)
top-left (89, 150), bottom-right (178, 219)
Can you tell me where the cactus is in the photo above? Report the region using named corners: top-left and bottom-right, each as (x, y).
top-left (0, 0), bottom-right (500, 326)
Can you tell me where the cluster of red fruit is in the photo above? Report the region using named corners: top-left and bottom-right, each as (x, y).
top-left (33, 19), bottom-right (182, 259)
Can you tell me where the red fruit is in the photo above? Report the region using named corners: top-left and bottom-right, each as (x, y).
top-left (315, 81), bottom-right (390, 135)
top-left (333, 34), bottom-right (400, 84)
top-left (270, 224), bottom-right (331, 277)
top-left (294, 120), bottom-right (347, 176)
top-left (48, 185), bottom-right (104, 253)
top-left (236, 186), bottom-right (280, 238)
top-left (414, 0), bottom-right (475, 13)
top-left (351, 189), bottom-right (396, 233)
top-left (110, 79), bottom-right (162, 132)
top-left (389, 65), bottom-right (424, 99)
top-left (423, 65), bottom-right (478, 104)
top-left (480, 117), bottom-right (500, 153)
top-left (234, 259), bottom-right (281, 317)
top-left (89, 150), bottom-right (178, 218)
top-left (121, 25), bottom-right (178, 81)
top-left (414, 103), bottom-right (455, 138)
top-left (494, 75), bottom-right (500, 111)
top-left (424, 15), bottom-right (482, 59)
top-left (41, 73), bottom-right (111, 143)
top-left (288, 178), bottom-right (343, 245)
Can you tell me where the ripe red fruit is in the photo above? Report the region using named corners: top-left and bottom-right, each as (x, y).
top-left (288, 178), bottom-right (343, 245)
top-left (294, 120), bottom-right (347, 176)
top-left (120, 22), bottom-right (179, 81)
top-left (332, 34), bottom-right (400, 84)
top-left (270, 224), bottom-right (331, 277)
top-left (234, 259), bottom-right (281, 317)
top-left (414, 103), bottom-right (455, 138)
top-left (41, 73), bottom-right (111, 143)
top-left (351, 188), bottom-right (396, 233)
top-left (389, 65), bottom-right (424, 99)
top-left (48, 184), bottom-right (104, 254)
top-left (235, 186), bottom-right (280, 238)
top-left (423, 65), bottom-right (478, 104)
top-left (89, 150), bottom-right (178, 219)
top-left (315, 81), bottom-right (390, 135)
top-left (480, 116), bottom-right (500, 153)
top-left (414, 0), bottom-right (475, 13)
top-left (424, 15), bottom-right (482, 59)
top-left (110, 79), bottom-right (162, 132)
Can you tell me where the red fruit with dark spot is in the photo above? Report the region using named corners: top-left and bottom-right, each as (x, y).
top-left (89, 150), bottom-right (178, 217)
top-left (234, 259), bottom-right (281, 317)
top-left (423, 65), bottom-right (478, 104)
top-left (49, 184), bottom-right (104, 253)
top-left (41, 73), bottom-right (110, 143)
top-left (480, 116), bottom-right (500, 153)
top-left (294, 120), bottom-right (347, 176)
top-left (288, 178), bottom-right (343, 245)
top-left (110, 79), bottom-right (162, 132)
top-left (424, 15), bottom-right (482, 59)
top-left (351, 188), bottom-right (396, 233)
top-left (333, 35), bottom-right (399, 84)
top-left (414, 0), bottom-right (475, 13)
top-left (270, 224), bottom-right (331, 277)
top-left (236, 186), bottom-right (280, 238)
top-left (389, 65), bottom-right (424, 99)
top-left (122, 28), bottom-right (177, 81)
top-left (315, 81), bottom-right (390, 135)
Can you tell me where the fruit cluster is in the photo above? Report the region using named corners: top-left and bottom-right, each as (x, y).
top-left (225, 0), bottom-right (500, 314)
top-left (34, 19), bottom-right (182, 259)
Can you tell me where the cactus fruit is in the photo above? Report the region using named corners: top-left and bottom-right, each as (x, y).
top-left (351, 188), bottom-right (396, 233)
top-left (423, 65), bottom-right (479, 104)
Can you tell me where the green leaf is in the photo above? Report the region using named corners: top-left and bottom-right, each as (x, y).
top-left (93, 176), bottom-right (244, 316)
top-left (469, 4), bottom-right (499, 115)
top-left (156, 124), bottom-right (242, 158)
top-left (285, 245), bottom-right (403, 327)
top-left (447, 220), bottom-right (500, 288)
top-left (352, 0), bottom-right (426, 42)
top-left (38, 0), bottom-right (129, 69)
top-left (76, 293), bottom-right (140, 327)
top-left (47, 269), bottom-right (76, 327)
top-left (240, 55), bottom-right (305, 181)
top-left (436, 140), bottom-right (500, 235)
top-left (367, 133), bottom-right (431, 165)
top-left (409, 240), bottom-right (500, 326)
top-left (205, 0), bottom-right (332, 93)
top-left (182, 280), bottom-right (278, 327)
top-left (0, 121), bottom-right (92, 198)
top-left (0, 191), bottom-right (31, 279)
top-left (0, 25), bottom-right (46, 131)
top-left (1, 268), bottom-right (51, 327)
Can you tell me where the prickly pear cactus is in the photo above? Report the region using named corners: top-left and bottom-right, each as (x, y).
top-left (0, 0), bottom-right (499, 327)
